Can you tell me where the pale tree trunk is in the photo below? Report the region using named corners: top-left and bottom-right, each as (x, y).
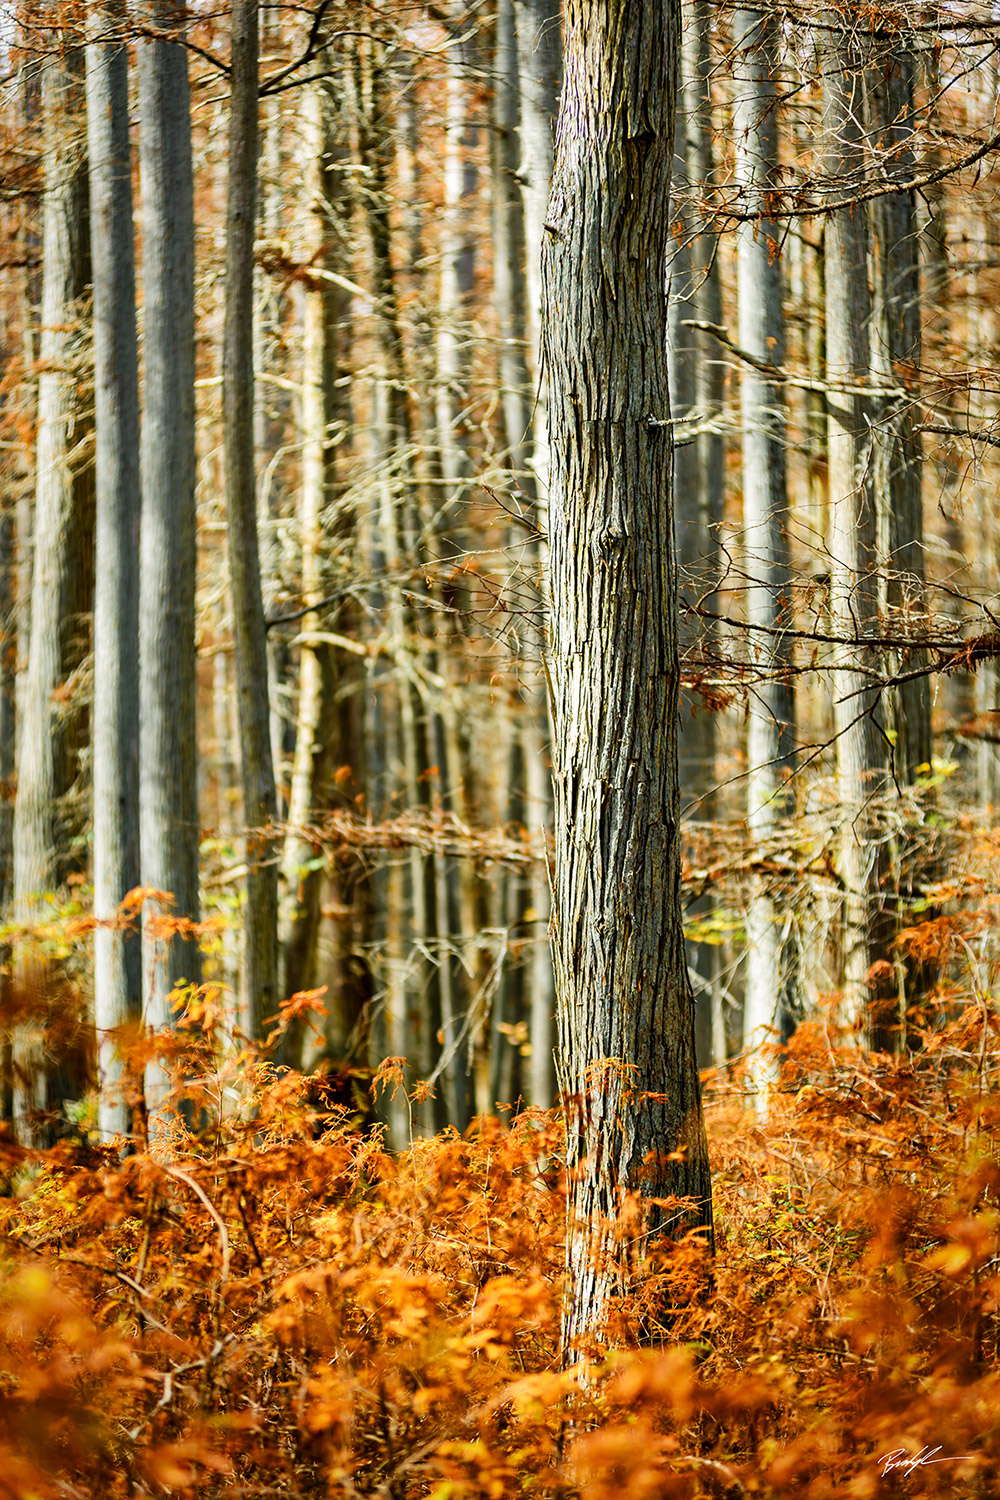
top-left (86, 0), bottom-right (142, 1141)
top-left (137, 0), bottom-right (201, 1120)
top-left (432, 25), bottom-right (477, 1128)
top-left (350, 40), bottom-right (429, 1143)
top-left (733, 7), bottom-right (797, 1112)
top-left (225, 0), bottom-right (279, 1044)
top-left (277, 75), bottom-right (353, 1058)
top-left (919, 41), bottom-right (971, 750)
top-left (512, 0), bottom-right (561, 501)
top-left (968, 56), bottom-right (1000, 806)
top-left (254, 2), bottom-right (288, 809)
top-left (683, 0), bottom-right (725, 1066)
top-left (492, 0), bottom-right (540, 1103)
top-left (492, 0), bottom-right (534, 489)
top-left (277, 78), bottom-right (332, 1025)
top-left (823, 22), bottom-right (893, 1049)
top-left (13, 44), bottom-right (91, 1143)
top-left (668, 2), bottom-right (721, 1071)
top-left (544, 0), bottom-right (713, 1354)
top-left (869, 39), bottom-right (931, 788)
top-left (512, 0), bottom-right (561, 1111)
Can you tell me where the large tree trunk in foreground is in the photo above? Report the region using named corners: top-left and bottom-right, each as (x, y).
top-left (225, 0), bottom-right (279, 1044)
top-left (137, 0), bottom-right (201, 1121)
top-left (543, 0), bottom-right (713, 1357)
top-left (86, 0), bottom-right (142, 1141)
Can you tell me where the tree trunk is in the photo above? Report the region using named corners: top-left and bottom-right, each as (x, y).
top-left (12, 42), bottom-right (91, 1143)
top-left (869, 40), bottom-right (931, 788)
top-left (136, 0), bottom-right (201, 1120)
top-left (513, 0), bottom-right (561, 502)
top-left (225, 0), bottom-right (279, 1044)
top-left (492, 0), bottom-right (534, 490)
top-left (277, 74), bottom-right (355, 1062)
top-left (668, 3), bottom-right (720, 1072)
top-left (544, 0), bottom-right (713, 1355)
top-left (86, 0), bottom-right (142, 1141)
top-left (733, 6), bottom-right (797, 1111)
top-left (823, 20), bottom-right (893, 1049)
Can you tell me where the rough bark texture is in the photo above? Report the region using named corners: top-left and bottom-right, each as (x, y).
top-left (823, 23), bottom-right (893, 1049)
top-left (225, 0), bottom-right (279, 1044)
top-left (13, 44), bottom-right (92, 1142)
top-left (86, 0), bottom-right (142, 1140)
top-left (137, 0), bottom-right (201, 1119)
top-left (734, 7), bottom-right (797, 1110)
top-left (543, 0), bottom-right (713, 1355)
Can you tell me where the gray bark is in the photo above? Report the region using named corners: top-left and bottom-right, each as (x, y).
top-left (823, 23), bottom-right (893, 1049)
top-left (669, 0), bottom-right (722, 1070)
top-left (136, 0), bottom-right (201, 1120)
top-left (733, 7), bottom-right (797, 1110)
top-left (544, 0), bottom-right (713, 1354)
top-left (12, 44), bottom-right (91, 1142)
top-left (511, 0), bottom-right (560, 1110)
top-left (870, 41), bottom-right (931, 787)
top-left (225, 0), bottom-right (279, 1044)
top-left (277, 76), bottom-right (355, 1059)
top-left (492, 0), bottom-right (534, 489)
top-left (512, 0), bottom-right (561, 500)
top-left (86, 0), bottom-right (142, 1141)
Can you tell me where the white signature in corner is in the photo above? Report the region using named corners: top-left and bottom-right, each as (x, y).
top-left (879, 1445), bottom-right (974, 1478)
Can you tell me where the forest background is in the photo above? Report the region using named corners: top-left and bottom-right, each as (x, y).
top-left (3, 0), bottom-right (1000, 1494)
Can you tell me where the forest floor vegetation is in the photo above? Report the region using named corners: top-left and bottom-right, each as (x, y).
top-left (2, 966), bottom-right (1000, 1497)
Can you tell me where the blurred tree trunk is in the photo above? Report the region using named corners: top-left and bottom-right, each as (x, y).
top-left (733, 6), bottom-right (797, 1111)
top-left (277, 74), bottom-right (364, 1068)
top-left (685, 0), bottom-right (725, 1066)
top-left (823, 20), bottom-right (893, 1050)
top-left (870, 39), bottom-right (931, 788)
top-left (512, 0), bottom-right (561, 1111)
top-left (225, 0), bottom-right (279, 1044)
top-left (544, 0), bottom-right (713, 1353)
top-left (86, 0), bottom-right (142, 1141)
top-left (136, 0), bottom-right (201, 1121)
top-left (512, 0), bottom-right (560, 500)
top-left (12, 42), bottom-right (92, 1143)
top-left (350, 39), bottom-right (433, 1142)
top-left (492, 0), bottom-right (533, 490)
top-left (669, 0), bottom-right (722, 1071)
top-left (254, 1), bottom-right (288, 811)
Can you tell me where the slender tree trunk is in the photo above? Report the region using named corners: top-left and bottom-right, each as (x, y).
top-left (870, 40), bottom-right (931, 788)
top-left (350, 40), bottom-right (432, 1142)
top-left (544, 0), bottom-right (713, 1354)
top-left (668, 4), bottom-right (719, 1071)
top-left (823, 20), bottom-right (893, 1049)
top-left (136, 0), bottom-right (201, 1120)
top-left (86, 0), bottom-right (142, 1140)
top-left (12, 43), bottom-right (91, 1142)
top-left (225, 0), bottom-right (279, 1044)
top-left (512, 0), bottom-right (561, 501)
top-left (277, 75), bottom-right (354, 1060)
top-left (511, 1), bottom-right (561, 1111)
top-left (682, 0), bottom-right (726, 1066)
top-left (254, 2), bottom-right (288, 811)
top-left (733, 7), bottom-right (797, 1110)
top-left (492, 0), bottom-right (534, 490)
